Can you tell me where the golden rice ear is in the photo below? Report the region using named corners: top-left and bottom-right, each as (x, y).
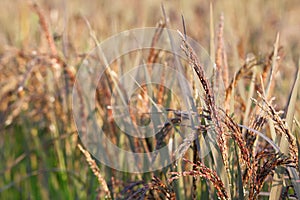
top-left (178, 31), bottom-right (231, 198)
top-left (169, 158), bottom-right (229, 200)
top-left (216, 13), bottom-right (229, 90)
top-left (31, 2), bottom-right (57, 57)
top-left (265, 33), bottom-right (280, 100)
top-left (77, 144), bottom-right (111, 199)
top-left (225, 55), bottom-right (258, 113)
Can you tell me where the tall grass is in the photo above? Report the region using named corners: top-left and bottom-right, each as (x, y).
top-left (0, 0), bottom-right (299, 199)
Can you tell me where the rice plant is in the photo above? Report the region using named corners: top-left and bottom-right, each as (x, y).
top-left (0, 1), bottom-right (299, 199)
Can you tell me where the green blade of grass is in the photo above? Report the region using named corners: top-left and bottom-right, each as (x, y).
top-left (234, 140), bottom-right (244, 200)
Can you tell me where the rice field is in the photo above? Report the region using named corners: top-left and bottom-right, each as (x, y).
top-left (0, 0), bottom-right (300, 199)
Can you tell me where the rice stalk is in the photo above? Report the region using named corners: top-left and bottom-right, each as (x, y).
top-left (77, 144), bottom-right (111, 199)
top-left (30, 1), bottom-right (58, 57)
top-left (215, 13), bottom-right (229, 89)
top-left (169, 158), bottom-right (229, 200)
top-left (179, 30), bottom-right (229, 173)
top-left (270, 59), bottom-right (300, 199)
top-left (225, 54), bottom-right (258, 110)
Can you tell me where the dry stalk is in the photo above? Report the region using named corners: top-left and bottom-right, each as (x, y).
top-left (140, 20), bottom-right (166, 115)
top-left (223, 113), bottom-right (250, 167)
top-left (261, 46), bottom-right (284, 85)
top-left (122, 176), bottom-right (175, 200)
top-left (169, 158), bottom-right (229, 200)
top-left (178, 31), bottom-right (229, 176)
top-left (148, 176), bottom-right (175, 200)
top-left (31, 2), bottom-right (58, 57)
top-left (254, 93), bottom-right (298, 168)
top-left (147, 20), bottom-right (166, 67)
top-left (157, 62), bottom-right (166, 105)
top-left (215, 13), bottom-right (229, 89)
top-left (225, 55), bottom-right (257, 108)
top-left (249, 151), bottom-right (292, 199)
top-left (77, 144), bottom-right (111, 199)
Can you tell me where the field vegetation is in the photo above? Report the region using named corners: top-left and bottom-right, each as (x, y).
top-left (0, 0), bottom-right (300, 199)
